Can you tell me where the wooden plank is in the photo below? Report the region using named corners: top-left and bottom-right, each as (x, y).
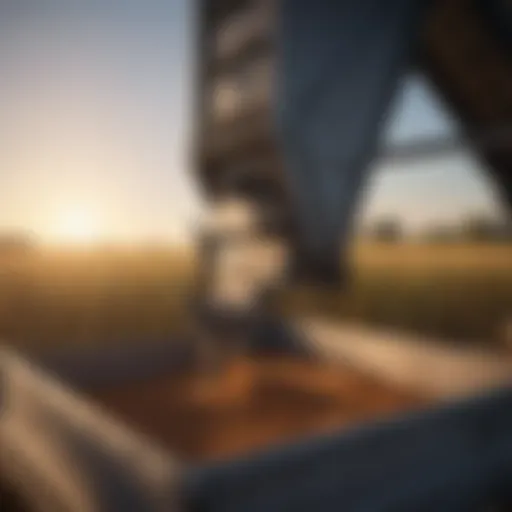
top-left (0, 349), bottom-right (181, 511)
top-left (296, 318), bottom-right (512, 398)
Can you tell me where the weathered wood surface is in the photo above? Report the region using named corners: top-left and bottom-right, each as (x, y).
top-left (1, 314), bottom-right (512, 511)
top-left (295, 318), bottom-right (512, 398)
top-left (0, 349), bottom-right (181, 512)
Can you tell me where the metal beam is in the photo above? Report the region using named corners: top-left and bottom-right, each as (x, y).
top-left (276, 0), bottom-right (428, 286)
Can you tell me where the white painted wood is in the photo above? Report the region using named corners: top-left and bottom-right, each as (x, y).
top-left (0, 348), bottom-right (182, 511)
top-left (297, 318), bottom-right (512, 399)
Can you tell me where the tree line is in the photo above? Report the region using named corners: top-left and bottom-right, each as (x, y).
top-left (364, 215), bottom-right (512, 243)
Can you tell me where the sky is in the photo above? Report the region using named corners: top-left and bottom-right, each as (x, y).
top-left (0, 0), bottom-right (507, 246)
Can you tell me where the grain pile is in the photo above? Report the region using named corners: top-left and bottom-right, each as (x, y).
top-left (91, 356), bottom-right (426, 463)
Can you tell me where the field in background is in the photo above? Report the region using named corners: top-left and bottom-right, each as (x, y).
top-left (288, 242), bottom-right (512, 346)
top-left (0, 247), bottom-right (197, 350)
top-left (0, 243), bottom-right (510, 350)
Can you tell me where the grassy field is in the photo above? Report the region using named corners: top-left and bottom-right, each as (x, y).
top-left (0, 242), bottom-right (510, 350)
top-left (283, 242), bottom-right (512, 346)
top-left (0, 247), bottom-right (197, 350)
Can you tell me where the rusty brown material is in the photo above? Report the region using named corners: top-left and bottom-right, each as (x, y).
top-left (91, 356), bottom-right (425, 464)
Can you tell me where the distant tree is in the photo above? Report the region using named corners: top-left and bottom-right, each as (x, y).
top-left (422, 224), bottom-right (460, 244)
top-left (495, 220), bottom-right (512, 242)
top-left (461, 215), bottom-right (503, 242)
top-left (0, 232), bottom-right (37, 257)
top-left (368, 218), bottom-right (403, 243)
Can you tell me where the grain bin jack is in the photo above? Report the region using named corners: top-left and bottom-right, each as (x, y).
top-left (193, 0), bottom-right (512, 362)
top-left (1, 1), bottom-right (512, 510)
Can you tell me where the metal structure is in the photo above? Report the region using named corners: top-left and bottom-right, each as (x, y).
top-left (197, 0), bottom-right (512, 291)
top-left (0, 0), bottom-right (511, 510)
top-left (195, 0), bottom-right (512, 359)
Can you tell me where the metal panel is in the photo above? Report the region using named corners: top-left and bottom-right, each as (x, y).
top-left (276, 0), bottom-right (427, 285)
top-left (186, 386), bottom-right (512, 511)
top-left (422, 0), bottom-right (512, 210)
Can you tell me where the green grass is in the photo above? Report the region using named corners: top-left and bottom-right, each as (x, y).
top-left (0, 243), bottom-right (510, 350)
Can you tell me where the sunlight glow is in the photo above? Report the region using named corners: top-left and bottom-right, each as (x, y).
top-left (54, 208), bottom-right (102, 245)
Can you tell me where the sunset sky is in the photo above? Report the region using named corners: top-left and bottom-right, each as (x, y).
top-left (0, 0), bottom-right (507, 246)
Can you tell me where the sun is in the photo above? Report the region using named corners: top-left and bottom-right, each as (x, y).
top-left (55, 208), bottom-right (102, 245)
